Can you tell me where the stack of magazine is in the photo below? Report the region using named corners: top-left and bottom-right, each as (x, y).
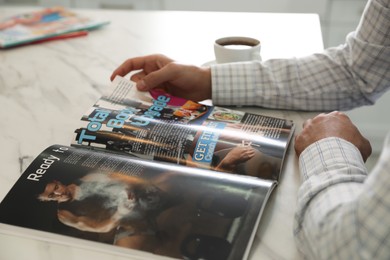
top-left (0, 76), bottom-right (295, 260)
top-left (0, 6), bottom-right (109, 48)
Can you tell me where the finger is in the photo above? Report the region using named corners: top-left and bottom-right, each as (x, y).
top-left (242, 150), bottom-right (254, 158)
top-left (333, 111), bottom-right (351, 121)
top-left (130, 71), bottom-right (147, 82)
top-left (110, 56), bottom-right (148, 81)
top-left (137, 62), bottom-right (179, 91)
top-left (294, 134), bottom-right (304, 157)
top-left (329, 111), bottom-right (345, 116)
top-left (302, 118), bottom-right (312, 128)
top-left (111, 54), bottom-right (166, 81)
top-left (248, 149), bottom-right (256, 157)
top-left (303, 112), bottom-right (328, 127)
top-left (361, 138), bottom-right (372, 162)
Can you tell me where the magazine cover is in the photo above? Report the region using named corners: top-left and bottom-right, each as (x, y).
top-left (73, 76), bottom-right (295, 182)
top-left (0, 145), bottom-right (274, 260)
top-left (0, 6), bottom-right (109, 48)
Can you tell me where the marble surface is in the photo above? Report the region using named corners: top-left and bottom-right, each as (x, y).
top-left (0, 7), bottom-right (323, 260)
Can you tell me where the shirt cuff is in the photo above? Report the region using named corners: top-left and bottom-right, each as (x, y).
top-left (299, 137), bottom-right (368, 181)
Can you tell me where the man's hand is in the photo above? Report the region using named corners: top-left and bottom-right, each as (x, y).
top-left (295, 111), bottom-right (372, 162)
top-left (111, 54), bottom-right (212, 101)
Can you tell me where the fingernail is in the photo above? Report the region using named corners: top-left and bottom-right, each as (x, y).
top-left (136, 80), bottom-right (147, 90)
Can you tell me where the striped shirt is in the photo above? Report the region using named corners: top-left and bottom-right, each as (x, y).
top-left (211, 0), bottom-right (390, 258)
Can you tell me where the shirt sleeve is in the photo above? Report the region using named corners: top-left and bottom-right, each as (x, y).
top-left (211, 0), bottom-right (390, 111)
top-left (293, 134), bottom-right (390, 259)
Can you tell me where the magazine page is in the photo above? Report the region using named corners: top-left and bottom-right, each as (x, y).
top-left (72, 76), bottom-right (294, 182)
top-left (0, 6), bottom-right (110, 48)
top-left (0, 144), bottom-right (275, 260)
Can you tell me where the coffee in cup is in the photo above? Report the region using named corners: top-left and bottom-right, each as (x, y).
top-left (214, 36), bottom-right (261, 64)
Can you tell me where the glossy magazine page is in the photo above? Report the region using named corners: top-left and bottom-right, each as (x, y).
top-left (0, 145), bottom-right (274, 260)
top-left (73, 76), bottom-right (295, 182)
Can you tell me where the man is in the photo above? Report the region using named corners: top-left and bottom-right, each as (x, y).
top-left (110, 0), bottom-right (390, 258)
top-left (38, 172), bottom-right (178, 234)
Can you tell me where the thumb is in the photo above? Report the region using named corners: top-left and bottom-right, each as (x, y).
top-left (136, 63), bottom-right (177, 91)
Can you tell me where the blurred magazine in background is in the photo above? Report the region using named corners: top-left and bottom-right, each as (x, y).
top-left (0, 6), bottom-right (109, 48)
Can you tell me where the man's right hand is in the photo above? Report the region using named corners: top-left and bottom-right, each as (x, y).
top-left (111, 54), bottom-right (212, 102)
top-left (295, 111), bottom-right (372, 162)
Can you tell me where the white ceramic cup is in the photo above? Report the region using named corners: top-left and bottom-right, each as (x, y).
top-left (214, 36), bottom-right (261, 64)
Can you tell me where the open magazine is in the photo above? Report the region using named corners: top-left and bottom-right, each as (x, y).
top-left (0, 76), bottom-right (295, 260)
top-left (0, 6), bottom-right (109, 48)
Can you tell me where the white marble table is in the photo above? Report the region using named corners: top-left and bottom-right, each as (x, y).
top-left (0, 7), bottom-right (323, 260)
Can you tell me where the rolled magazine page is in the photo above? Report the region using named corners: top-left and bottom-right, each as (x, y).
top-left (73, 76), bottom-right (295, 182)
